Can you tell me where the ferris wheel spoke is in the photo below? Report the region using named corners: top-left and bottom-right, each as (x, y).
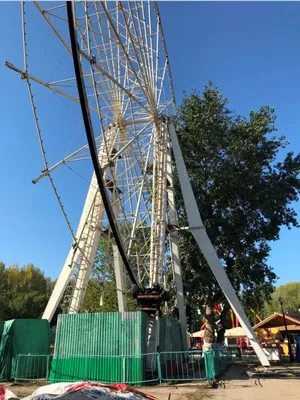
top-left (79, 48), bottom-right (150, 114)
top-left (32, 135), bottom-right (104, 184)
top-left (76, 15), bottom-right (116, 114)
top-left (157, 60), bottom-right (168, 107)
top-left (136, 3), bottom-right (153, 92)
top-left (100, 1), bottom-right (153, 110)
top-left (147, 1), bottom-right (155, 90)
top-left (129, 2), bottom-right (153, 95)
top-left (35, 116), bottom-right (155, 185)
top-left (5, 62), bottom-right (81, 105)
top-left (154, 15), bottom-right (160, 100)
top-left (92, 2), bottom-right (120, 107)
top-left (119, 3), bottom-right (153, 104)
top-left (127, 136), bottom-right (154, 257)
top-left (34, 1), bottom-right (115, 115)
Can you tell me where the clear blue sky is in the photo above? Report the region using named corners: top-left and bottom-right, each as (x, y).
top-left (1, 1), bottom-right (300, 286)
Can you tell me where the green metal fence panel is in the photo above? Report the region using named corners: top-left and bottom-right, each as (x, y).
top-left (158, 351), bottom-right (206, 383)
top-left (54, 312), bottom-right (149, 357)
top-left (50, 353), bottom-right (159, 386)
top-left (13, 354), bottom-right (49, 382)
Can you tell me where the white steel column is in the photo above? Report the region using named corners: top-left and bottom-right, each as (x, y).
top-left (149, 122), bottom-right (168, 286)
top-left (168, 122), bottom-right (270, 367)
top-left (68, 190), bottom-right (104, 313)
top-left (166, 139), bottom-right (188, 350)
top-left (112, 188), bottom-right (127, 312)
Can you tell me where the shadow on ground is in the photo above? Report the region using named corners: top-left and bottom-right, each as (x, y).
top-left (225, 359), bottom-right (300, 381)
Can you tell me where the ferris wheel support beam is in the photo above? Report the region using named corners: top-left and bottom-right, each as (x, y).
top-left (112, 189), bottom-right (127, 312)
top-left (166, 139), bottom-right (188, 351)
top-left (68, 190), bottom-right (105, 313)
top-left (168, 122), bottom-right (270, 367)
top-left (149, 121), bottom-right (167, 286)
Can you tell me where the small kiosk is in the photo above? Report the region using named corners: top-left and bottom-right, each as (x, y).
top-left (253, 312), bottom-right (300, 360)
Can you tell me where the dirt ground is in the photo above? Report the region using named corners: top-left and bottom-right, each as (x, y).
top-left (4, 360), bottom-right (300, 400)
top-left (143, 361), bottom-right (300, 399)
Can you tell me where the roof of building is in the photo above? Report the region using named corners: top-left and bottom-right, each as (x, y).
top-left (253, 312), bottom-right (300, 330)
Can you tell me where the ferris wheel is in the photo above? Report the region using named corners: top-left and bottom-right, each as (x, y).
top-left (6, 1), bottom-right (270, 366)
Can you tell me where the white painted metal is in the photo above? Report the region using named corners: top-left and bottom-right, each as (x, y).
top-left (149, 121), bottom-right (168, 286)
top-left (168, 121), bottom-right (270, 367)
top-left (111, 186), bottom-right (127, 312)
top-left (166, 138), bottom-right (188, 350)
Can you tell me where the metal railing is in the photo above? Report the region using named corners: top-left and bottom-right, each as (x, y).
top-left (158, 351), bottom-right (206, 383)
top-left (14, 349), bottom-right (232, 385)
top-left (13, 354), bottom-right (50, 382)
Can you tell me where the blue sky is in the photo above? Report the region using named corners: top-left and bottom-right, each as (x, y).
top-left (1, 1), bottom-right (300, 286)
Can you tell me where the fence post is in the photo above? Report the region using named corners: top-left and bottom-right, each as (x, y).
top-left (14, 355), bottom-right (20, 381)
top-left (157, 353), bottom-right (162, 385)
top-left (46, 355), bottom-right (50, 382)
top-left (84, 356), bottom-right (89, 381)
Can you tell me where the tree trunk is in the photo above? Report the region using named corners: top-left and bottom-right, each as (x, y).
top-left (204, 304), bottom-right (216, 345)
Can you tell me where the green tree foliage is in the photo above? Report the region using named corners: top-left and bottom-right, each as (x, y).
top-left (264, 282), bottom-right (300, 317)
top-left (0, 262), bottom-right (8, 320)
top-left (81, 226), bottom-right (140, 313)
top-left (175, 82), bottom-right (300, 316)
top-left (0, 263), bottom-right (52, 320)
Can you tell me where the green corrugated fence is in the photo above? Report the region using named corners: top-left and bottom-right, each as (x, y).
top-left (14, 349), bottom-right (232, 385)
top-left (54, 313), bottom-right (149, 358)
top-left (50, 353), bottom-right (159, 385)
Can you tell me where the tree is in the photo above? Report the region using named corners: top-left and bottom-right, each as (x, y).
top-left (5, 263), bottom-right (52, 319)
top-left (0, 262), bottom-right (8, 320)
top-left (82, 278), bottom-right (139, 313)
top-left (264, 282), bottom-right (300, 317)
top-left (82, 225), bottom-right (141, 313)
top-left (175, 82), bottom-right (300, 319)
